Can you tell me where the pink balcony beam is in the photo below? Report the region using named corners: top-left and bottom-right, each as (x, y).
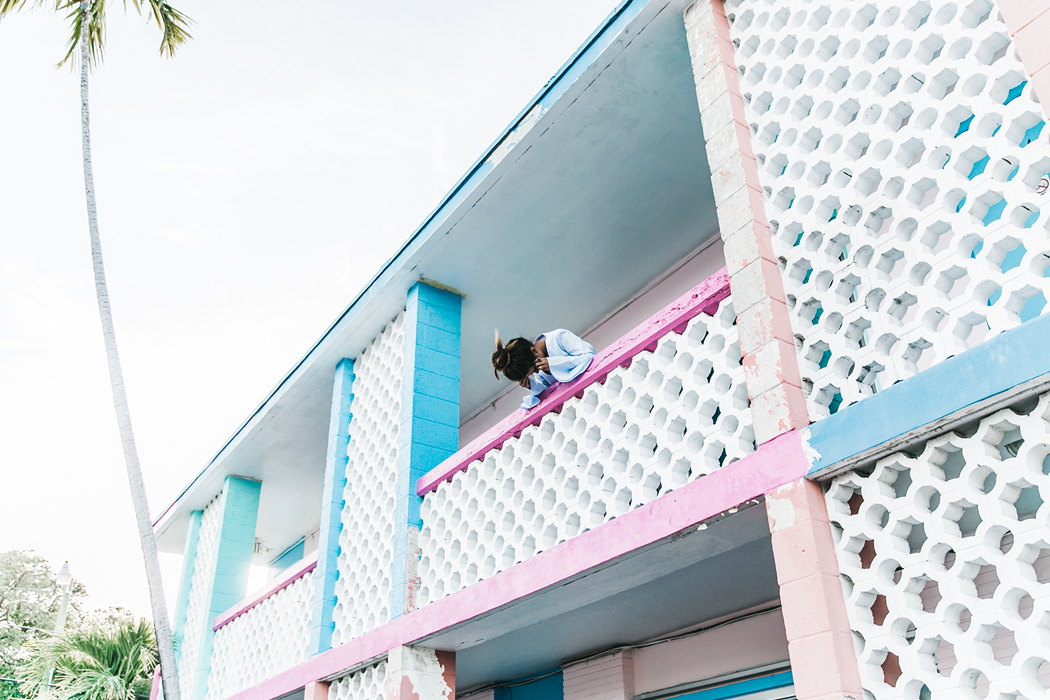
top-left (226, 429), bottom-right (809, 700)
top-left (416, 267), bottom-right (732, 496)
top-left (213, 552), bottom-right (318, 631)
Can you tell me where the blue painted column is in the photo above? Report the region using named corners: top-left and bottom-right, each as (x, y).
top-left (309, 358), bottom-right (354, 656)
top-left (172, 509), bottom-right (202, 664)
top-left (393, 282), bottom-right (462, 617)
top-left (192, 475), bottom-right (261, 700)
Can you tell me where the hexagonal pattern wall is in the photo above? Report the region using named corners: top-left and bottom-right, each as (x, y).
top-left (330, 661), bottom-right (387, 700)
top-left (418, 297), bottom-right (752, 604)
top-left (725, 0), bottom-right (1050, 420)
top-left (332, 313), bottom-right (404, 644)
top-left (205, 570), bottom-right (315, 700)
top-left (178, 496), bottom-right (220, 700)
top-left (827, 391), bottom-right (1050, 699)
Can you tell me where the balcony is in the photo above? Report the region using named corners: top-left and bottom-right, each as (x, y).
top-left (416, 269), bottom-right (756, 604)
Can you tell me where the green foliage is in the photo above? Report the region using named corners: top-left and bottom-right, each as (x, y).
top-left (0, 551), bottom-right (86, 689)
top-left (0, 0), bottom-right (193, 69)
top-left (17, 618), bottom-right (157, 700)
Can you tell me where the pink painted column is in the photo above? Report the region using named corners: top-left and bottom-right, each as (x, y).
top-left (997, 0), bottom-right (1050, 117)
top-left (563, 651), bottom-right (634, 700)
top-left (304, 681), bottom-right (330, 700)
top-left (683, 0), bottom-right (808, 445)
top-left (385, 646), bottom-right (455, 700)
top-left (765, 480), bottom-right (863, 700)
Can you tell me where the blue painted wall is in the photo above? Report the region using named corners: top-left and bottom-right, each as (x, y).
top-left (494, 671), bottom-right (564, 700)
top-left (392, 282), bottom-right (462, 617)
top-left (808, 312), bottom-right (1050, 475)
top-left (310, 358), bottom-right (354, 656)
top-left (172, 509), bottom-right (202, 663)
top-left (192, 476), bottom-right (261, 700)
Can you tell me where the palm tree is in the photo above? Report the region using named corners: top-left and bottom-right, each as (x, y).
top-left (0, 3), bottom-right (191, 700)
top-left (17, 617), bottom-right (157, 700)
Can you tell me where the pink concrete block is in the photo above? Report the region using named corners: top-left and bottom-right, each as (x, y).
top-left (722, 220), bottom-right (776, 277)
top-left (736, 297), bottom-right (794, 355)
top-left (997, 0), bottom-right (1050, 34)
top-left (303, 681), bottom-right (330, 700)
top-left (772, 477), bottom-right (833, 524)
top-left (769, 519), bottom-right (841, 585)
top-left (1013, 9), bottom-right (1050, 74)
top-left (1031, 63), bottom-right (1050, 120)
top-left (715, 36), bottom-right (736, 69)
top-left (717, 191), bottom-right (763, 253)
top-left (711, 3), bottom-right (731, 39)
top-left (750, 385), bottom-right (810, 443)
top-left (743, 337), bottom-right (804, 398)
top-left (778, 573), bottom-right (853, 641)
top-left (729, 258), bottom-right (786, 314)
top-left (786, 631), bottom-right (864, 699)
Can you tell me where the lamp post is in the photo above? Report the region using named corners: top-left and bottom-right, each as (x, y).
top-left (53, 563), bottom-right (72, 635)
top-left (43, 562), bottom-right (73, 695)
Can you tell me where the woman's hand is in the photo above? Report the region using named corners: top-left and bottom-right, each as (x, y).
top-left (518, 376), bottom-right (531, 388)
top-left (535, 357), bottom-right (550, 373)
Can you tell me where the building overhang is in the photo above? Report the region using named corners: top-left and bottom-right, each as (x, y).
top-left (155, 0), bottom-right (719, 560)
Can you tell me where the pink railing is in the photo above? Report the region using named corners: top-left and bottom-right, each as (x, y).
top-left (212, 552), bottom-right (317, 631)
top-left (416, 268), bottom-right (732, 496)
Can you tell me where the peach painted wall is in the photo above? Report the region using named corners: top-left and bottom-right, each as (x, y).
top-left (631, 608), bottom-right (789, 696)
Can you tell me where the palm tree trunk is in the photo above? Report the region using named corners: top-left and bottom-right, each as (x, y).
top-left (77, 4), bottom-right (181, 700)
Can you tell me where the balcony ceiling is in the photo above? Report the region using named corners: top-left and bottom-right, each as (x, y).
top-left (155, 0), bottom-right (719, 560)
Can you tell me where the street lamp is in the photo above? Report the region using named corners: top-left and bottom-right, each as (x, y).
top-left (53, 562), bottom-right (72, 635)
top-left (44, 562), bottom-right (73, 694)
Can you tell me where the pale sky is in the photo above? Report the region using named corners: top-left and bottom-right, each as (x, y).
top-left (0, 1), bottom-right (619, 617)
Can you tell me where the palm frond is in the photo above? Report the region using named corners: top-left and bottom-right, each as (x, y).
top-left (57, 0), bottom-right (107, 69)
top-left (141, 0), bottom-right (192, 57)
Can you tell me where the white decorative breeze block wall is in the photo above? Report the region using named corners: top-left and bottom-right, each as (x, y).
top-left (332, 313), bottom-right (403, 645)
top-left (330, 661), bottom-right (388, 700)
top-left (418, 298), bottom-right (752, 604)
top-left (725, 0), bottom-right (1050, 420)
top-left (827, 391), bottom-right (1050, 699)
top-left (179, 496), bottom-right (220, 700)
top-left (205, 569), bottom-right (315, 700)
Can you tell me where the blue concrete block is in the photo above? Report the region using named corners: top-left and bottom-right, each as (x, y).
top-left (420, 325), bottom-right (461, 357)
top-left (172, 510), bottom-right (202, 664)
top-left (414, 348), bottom-right (461, 380)
top-left (310, 358), bottom-right (354, 657)
top-left (413, 370), bottom-right (460, 403)
top-left (410, 393), bottom-right (460, 427)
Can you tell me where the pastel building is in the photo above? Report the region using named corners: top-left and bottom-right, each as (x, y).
top-left (153, 0), bottom-right (1050, 699)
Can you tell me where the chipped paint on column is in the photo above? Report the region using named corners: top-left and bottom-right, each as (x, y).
top-left (683, 0), bottom-right (809, 444)
top-left (402, 526), bottom-right (421, 615)
top-left (765, 479), bottom-right (863, 700)
top-left (384, 646), bottom-right (454, 700)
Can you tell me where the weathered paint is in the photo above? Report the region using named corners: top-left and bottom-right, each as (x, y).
top-left (417, 268), bottom-right (731, 496)
top-left (806, 311), bottom-right (1050, 477)
top-left (223, 429), bottom-right (808, 700)
top-left (996, 0), bottom-right (1050, 116)
top-left (683, 0), bottom-right (809, 444)
top-left (564, 651), bottom-right (633, 700)
top-left (172, 509), bottom-right (202, 662)
top-left (193, 476), bottom-right (262, 700)
top-left (765, 480), bottom-right (862, 700)
top-left (394, 284), bottom-right (462, 617)
top-left (385, 646), bottom-right (455, 700)
top-left (213, 552), bottom-right (318, 631)
top-left (310, 359), bottom-right (355, 655)
top-left (303, 681), bottom-right (329, 700)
